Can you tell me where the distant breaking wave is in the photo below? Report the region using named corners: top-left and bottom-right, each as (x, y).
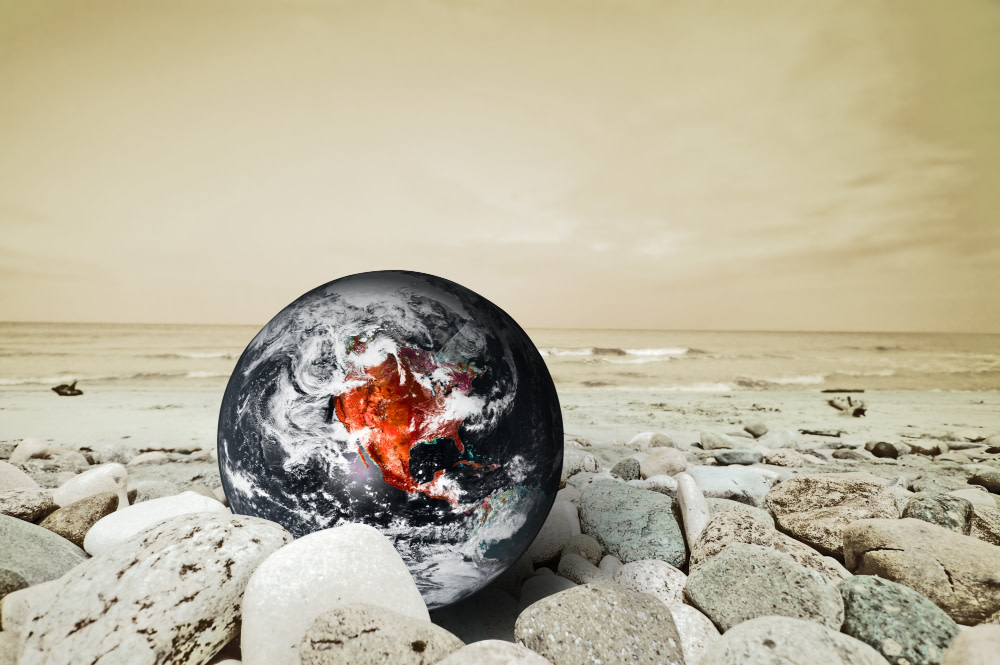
top-left (539, 346), bottom-right (692, 359)
top-left (144, 351), bottom-right (236, 359)
top-left (0, 370), bottom-right (231, 386)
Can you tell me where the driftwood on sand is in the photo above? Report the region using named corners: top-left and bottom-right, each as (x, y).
top-left (51, 380), bottom-right (83, 397)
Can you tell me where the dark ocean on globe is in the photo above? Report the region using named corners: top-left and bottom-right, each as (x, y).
top-left (217, 271), bottom-right (563, 609)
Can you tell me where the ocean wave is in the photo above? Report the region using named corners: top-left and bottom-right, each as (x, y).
top-left (734, 374), bottom-right (827, 389)
top-left (0, 370), bottom-right (232, 386)
top-left (540, 346), bottom-right (691, 359)
top-left (144, 351), bottom-right (236, 359)
top-left (580, 381), bottom-right (732, 392)
top-left (835, 369), bottom-right (896, 377)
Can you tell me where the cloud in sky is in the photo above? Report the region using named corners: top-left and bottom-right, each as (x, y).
top-left (0, 0), bottom-right (997, 331)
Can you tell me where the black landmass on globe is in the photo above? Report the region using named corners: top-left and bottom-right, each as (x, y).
top-left (217, 270), bottom-right (563, 609)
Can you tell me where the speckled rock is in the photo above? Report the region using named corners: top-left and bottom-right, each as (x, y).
top-left (613, 559), bottom-right (686, 607)
top-left (610, 458), bottom-right (641, 480)
top-left (242, 523), bottom-right (429, 665)
top-left (579, 479), bottom-right (686, 567)
top-left (561, 533), bottom-right (602, 565)
top-left (969, 469), bottom-right (1000, 494)
top-left (38, 490), bottom-right (133, 548)
top-left (838, 575), bottom-right (959, 665)
top-left (843, 518), bottom-right (1000, 625)
top-left (556, 552), bottom-right (609, 585)
top-left (684, 543), bottom-right (845, 632)
top-left (0, 579), bottom-right (58, 636)
top-left (514, 583), bottom-right (684, 665)
top-left (713, 449), bottom-right (763, 466)
top-left (689, 511), bottom-right (849, 583)
top-left (902, 492), bottom-right (972, 535)
top-left (699, 616), bottom-right (890, 665)
top-left (970, 505), bottom-right (1000, 545)
top-left (640, 447), bottom-right (687, 478)
top-left (517, 575), bottom-right (577, 614)
top-left (0, 514), bottom-right (87, 590)
top-left (0, 488), bottom-right (56, 522)
top-left (940, 624), bottom-right (1000, 665)
top-left (706, 498), bottom-right (775, 528)
top-left (300, 604), bottom-right (463, 665)
top-left (430, 588), bottom-right (518, 644)
top-left (669, 603), bottom-right (719, 665)
top-left (435, 640), bottom-right (552, 665)
top-left (764, 473), bottom-right (899, 558)
top-left (686, 466), bottom-right (771, 507)
top-left (19, 512), bottom-right (291, 665)
top-left (0, 461), bottom-right (38, 491)
top-left (762, 449), bottom-right (809, 467)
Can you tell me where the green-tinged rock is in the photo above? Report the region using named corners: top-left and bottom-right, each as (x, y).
top-left (713, 449), bottom-right (763, 466)
top-left (579, 480), bottom-right (686, 567)
top-left (902, 492), bottom-right (972, 535)
top-left (838, 575), bottom-right (959, 665)
top-left (609, 458), bottom-right (640, 481)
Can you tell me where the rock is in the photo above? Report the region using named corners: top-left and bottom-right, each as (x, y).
top-left (1, 579), bottom-right (58, 635)
top-left (130, 479), bottom-right (183, 502)
top-left (0, 514), bottom-right (87, 591)
top-left (940, 624), bottom-right (1000, 665)
top-left (764, 473), bottom-right (899, 558)
top-left (83, 490), bottom-right (227, 556)
top-left (706, 498), bottom-right (775, 528)
top-left (686, 465), bottom-right (771, 507)
top-left (430, 588), bottom-right (518, 644)
top-left (0, 461), bottom-right (39, 491)
top-left (514, 583), bottom-right (684, 665)
top-left (676, 471), bottom-right (711, 547)
top-left (843, 518), bottom-right (1000, 625)
top-left (555, 485), bottom-right (580, 505)
top-left (613, 559), bottom-right (686, 607)
top-left (970, 505), bottom-right (1000, 545)
top-left (912, 476), bottom-right (964, 493)
top-left (38, 490), bottom-right (130, 548)
top-left (300, 603), bottom-right (463, 665)
top-left (19, 512), bottom-right (291, 665)
top-left (870, 442), bottom-right (900, 459)
top-left (242, 523), bottom-right (429, 665)
top-left (212, 486), bottom-right (229, 506)
top-left (598, 554), bottom-right (622, 577)
top-left (909, 440), bottom-right (946, 456)
top-left (762, 449), bottom-right (809, 467)
top-left (902, 492), bottom-right (973, 535)
top-left (699, 615), bottom-right (891, 665)
top-left (684, 543), bottom-right (845, 632)
top-left (628, 474), bottom-right (678, 497)
top-left (690, 511), bottom-right (849, 583)
top-left (668, 603), bottom-right (719, 665)
top-left (948, 488), bottom-right (998, 509)
top-left (969, 469), bottom-right (1000, 494)
top-left (0, 568), bottom-right (28, 602)
top-left (713, 449), bottom-right (763, 466)
top-left (579, 479), bottom-right (686, 567)
top-left (517, 575), bottom-right (577, 613)
top-left (52, 463), bottom-right (127, 508)
top-left (700, 431), bottom-right (739, 450)
top-left (9, 439), bottom-right (49, 465)
top-left (640, 448), bottom-right (687, 478)
top-left (757, 429), bottom-right (801, 450)
top-left (744, 422), bottom-right (768, 438)
top-left (487, 551), bottom-right (534, 600)
top-left (561, 449), bottom-right (599, 485)
top-left (0, 488), bottom-right (56, 522)
top-left (435, 640), bottom-right (551, 665)
top-left (629, 432), bottom-right (676, 449)
top-left (127, 451), bottom-right (171, 466)
top-left (936, 452), bottom-right (973, 465)
top-left (561, 533), bottom-right (602, 565)
top-left (838, 575), bottom-right (959, 665)
top-left (833, 448), bottom-right (876, 461)
top-left (525, 500), bottom-right (578, 565)
top-left (609, 457), bottom-right (640, 480)
top-left (557, 552), bottom-right (609, 585)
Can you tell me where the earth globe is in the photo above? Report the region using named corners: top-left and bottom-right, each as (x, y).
top-left (217, 270), bottom-right (563, 609)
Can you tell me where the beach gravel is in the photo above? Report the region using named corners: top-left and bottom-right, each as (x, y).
top-left (0, 514), bottom-right (86, 591)
top-left (0, 488), bottom-right (56, 523)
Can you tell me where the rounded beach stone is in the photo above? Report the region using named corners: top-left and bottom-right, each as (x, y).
top-left (0, 514), bottom-right (86, 589)
top-left (598, 554), bottom-right (622, 577)
top-left (684, 543), bottom-right (844, 632)
top-left (706, 498), bottom-right (775, 528)
top-left (129, 479), bottom-right (183, 502)
top-left (127, 451), bottom-right (170, 466)
top-left (902, 492), bottom-right (972, 535)
top-left (561, 449), bottom-right (599, 485)
top-left (514, 583), bottom-right (684, 665)
top-left (38, 490), bottom-right (130, 548)
top-left (838, 575), bottom-right (959, 665)
top-left (610, 457), bottom-right (641, 480)
top-left (699, 615), bottom-right (890, 665)
top-left (869, 442), bottom-right (900, 459)
top-left (19, 512), bottom-right (291, 665)
top-left (435, 639), bottom-right (551, 665)
top-left (1, 579), bottom-right (59, 636)
top-left (970, 504), bottom-right (1000, 545)
top-left (686, 466), bottom-right (771, 507)
top-left (241, 523), bottom-right (429, 665)
top-left (52, 463), bottom-right (127, 507)
top-left (744, 422), bottom-right (768, 438)
top-left (613, 559), bottom-right (686, 607)
top-left (299, 603), bottom-right (463, 665)
top-left (562, 533), bottom-right (602, 565)
top-left (629, 432), bottom-right (676, 449)
top-left (517, 575), bottom-right (576, 613)
top-left (9, 439), bottom-right (49, 465)
top-left (0, 488), bottom-right (56, 522)
top-left (940, 624), bottom-right (1000, 665)
top-left (969, 469), bottom-right (1000, 494)
top-left (947, 488), bottom-right (997, 509)
top-left (669, 603), bottom-right (720, 665)
top-left (525, 500), bottom-right (578, 565)
top-left (713, 449), bottom-right (763, 466)
top-left (699, 431), bottom-right (739, 450)
top-left (0, 461), bottom-right (39, 491)
top-left (557, 552), bottom-right (609, 585)
top-left (430, 588), bottom-right (517, 644)
top-left (629, 474), bottom-right (678, 497)
top-left (0, 568), bottom-right (28, 602)
top-left (83, 490), bottom-right (227, 556)
top-left (676, 471), bottom-right (711, 547)
top-left (640, 447), bottom-right (687, 478)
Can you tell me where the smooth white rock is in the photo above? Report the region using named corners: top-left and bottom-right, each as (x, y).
top-left (757, 429), bottom-right (801, 450)
top-left (557, 552), bottom-right (610, 585)
top-left (676, 471), bottom-right (711, 546)
top-left (632, 474), bottom-right (678, 497)
top-left (640, 447), bottom-right (688, 478)
top-left (241, 523), bottom-right (429, 665)
top-left (0, 461), bottom-right (38, 491)
top-left (526, 500), bottom-right (578, 564)
top-left (614, 559), bottom-right (687, 607)
top-left (1, 578), bottom-right (59, 636)
top-left (598, 554), bottom-right (623, 577)
top-left (9, 439), bottom-right (49, 465)
top-left (83, 490), bottom-right (227, 556)
top-left (561, 449), bottom-right (600, 485)
top-left (669, 603), bottom-right (721, 665)
top-left (949, 488), bottom-right (998, 509)
top-left (52, 463), bottom-right (127, 509)
top-left (700, 431), bottom-right (740, 450)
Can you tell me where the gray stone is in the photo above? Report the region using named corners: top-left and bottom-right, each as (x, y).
top-left (699, 616), bottom-right (891, 665)
top-left (579, 479), bottom-right (686, 567)
top-left (948, 488), bottom-right (998, 509)
top-left (713, 449), bottom-right (763, 466)
top-left (0, 514), bottom-right (87, 589)
top-left (684, 543), bottom-right (845, 632)
top-left (0, 461), bottom-right (38, 491)
top-left (561, 533), bottom-right (601, 565)
top-left (969, 469), bottom-right (1000, 494)
top-left (763, 449), bottom-right (810, 467)
top-left (38, 490), bottom-right (131, 548)
top-left (19, 512), bottom-right (291, 665)
top-left (700, 431), bottom-right (739, 450)
top-left (686, 465), bottom-right (772, 507)
top-left (435, 640), bottom-right (552, 665)
top-left (517, 575), bottom-right (576, 614)
top-left (0, 568), bottom-right (28, 601)
top-left (838, 575), bottom-right (959, 665)
top-left (706, 498), bottom-right (775, 528)
top-left (744, 422), bottom-right (768, 438)
top-left (911, 476), bottom-right (965, 493)
top-left (0, 488), bottom-right (56, 522)
top-left (868, 441), bottom-right (900, 459)
top-left (970, 505), bottom-right (1000, 545)
top-left (833, 448), bottom-right (876, 461)
top-left (514, 584), bottom-right (684, 665)
top-left (941, 624), bottom-right (1000, 665)
top-left (613, 559), bottom-right (686, 607)
top-left (430, 588), bottom-right (518, 644)
top-left (903, 492), bottom-right (973, 535)
top-left (130, 479), bottom-right (183, 502)
top-left (300, 604), bottom-right (463, 665)
top-left (640, 447), bottom-right (687, 478)
top-left (609, 457), bottom-right (640, 480)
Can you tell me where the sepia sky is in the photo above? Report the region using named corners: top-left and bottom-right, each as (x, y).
top-left (1, 0), bottom-right (998, 332)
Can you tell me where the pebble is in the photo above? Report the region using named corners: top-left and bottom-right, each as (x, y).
top-left (969, 468), bottom-right (1000, 494)
top-left (300, 603), bottom-right (463, 665)
top-left (700, 431), bottom-right (739, 450)
top-left (561, 449), bottom-right (599, 485)
top-left (699, 615), bottom-right (891, 665)
top-left (686, 465), bottom-right (772, 507)
top-left (833, 448), bottom-right (876, 461)
top-left (684, 543), bottom-right (845, 632)
top-left (613, 559), bottom-right (686, 607)
top-left (19, 512), bottom-right (291, 665)
top-left (1, 579), bottom-right (58, 636)
top-left (713, 449), bottom-right (763, 466)
top-left (241, 523), bottom-right (430, 665)
top-left (640, 447), bottom-right (687, 478)
top-left (130, 479), bottom-right (183, 502)
top-left (628, 432), bottom-right (676, 449)
top-left (756, 429), bottom-right (801, 450)
top-left (843, 518), bottom-right (1000, 625)
top-left (598, 554), bottom-right (622, 577)
top-left (902, 492), bottom-right (973, 535)
top-left (609, 457), bottom-right (640, 480)
top-left (38, 490), bottom-right (132, 548)
top-left (83, 490), bottom-right (227, 556)
top-left (561, 533), bottom-right (602, 565)
top-left (869, 441), bottom-right (900, 459)
top-left (744, 422), bottom-right (768, 438)
top-left (430, 588), bottom-right (518, 644)
top-left (435, 639), bottom-right (552, 665)
top-left (940, 624), bottom-right (1000, 665)
top-left (517, 574), bottom-right (577, 614)
top-left (762, 449), bottom-right (809, 467)
top-left (579, 479), bottom-right (686, 567)
top-left (668, 603), bottom-right (720, 665)
top-left (0, 514), bottom-right (87, 591)
top-left (525, 500), bottom-right (578, 565)
top-left (557, 552), bottom-right (610, 585)
top-left (514, 583), bottom-right (684, 665)
top-left (676, 471), bottom-right (711, 546)
top-left (838, 575), bottom-right (959, 665)
top-left (0, 460), bottom-right (39, 491)
top-left (0, 488), bottom-right (56, 522)
top-left (9, 439), bottom-right (49, 465)
top-left (52, 463), bottom-right (127, 507)
top-left (764, 472), bottom-right (899, 558)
